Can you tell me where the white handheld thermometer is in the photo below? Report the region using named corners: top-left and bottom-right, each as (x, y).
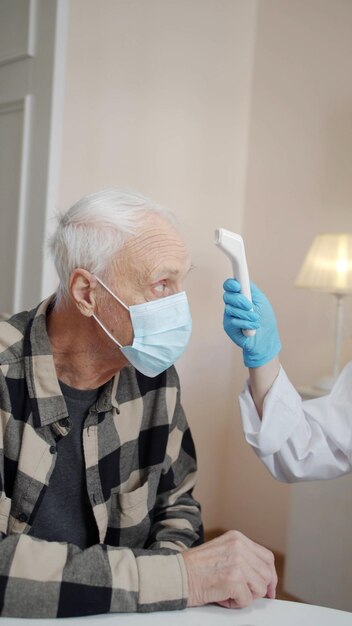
top-left (215, 228), bottom-right (256, 337)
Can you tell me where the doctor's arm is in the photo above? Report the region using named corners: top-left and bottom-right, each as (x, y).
top-left (223, 279), bottom-right (352, 482)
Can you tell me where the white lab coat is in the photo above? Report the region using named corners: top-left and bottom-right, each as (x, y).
top-left (239, 362), bottom-right (352, 482)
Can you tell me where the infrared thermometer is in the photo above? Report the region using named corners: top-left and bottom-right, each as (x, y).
top-left (215, 228), bottom-right (256, 337)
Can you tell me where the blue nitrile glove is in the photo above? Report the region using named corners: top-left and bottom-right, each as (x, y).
top-left (223, 279), bottom-right (281, 368)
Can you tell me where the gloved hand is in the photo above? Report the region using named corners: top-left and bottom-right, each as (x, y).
top-left (223, 279), bottom-right (281, 368)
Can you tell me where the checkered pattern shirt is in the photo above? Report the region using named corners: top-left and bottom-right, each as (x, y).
top-left (0, 297), bottom-right (203, 618)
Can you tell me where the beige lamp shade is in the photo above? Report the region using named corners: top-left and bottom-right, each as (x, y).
top-left (295, 233), bottom-right (352, 295)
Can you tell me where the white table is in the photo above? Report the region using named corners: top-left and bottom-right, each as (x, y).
top-left (0, 600), bottom-right (351, 625)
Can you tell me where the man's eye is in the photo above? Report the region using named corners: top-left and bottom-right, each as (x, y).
top-left (153, 282), bottom-right (168, 295)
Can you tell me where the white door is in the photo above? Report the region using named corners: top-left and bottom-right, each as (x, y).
top-left (0, 0), bottom-right (67, 315)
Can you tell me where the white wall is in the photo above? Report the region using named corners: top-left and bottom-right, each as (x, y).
top-left (244, 0), bottom-right (352, 386)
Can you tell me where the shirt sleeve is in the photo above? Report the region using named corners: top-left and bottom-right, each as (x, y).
top-left (146, 369), bottom-right (203, 552)
top-left (0, 530), bottom-right (187, 617)
top-left (239, 363), bottom-right (352, 482)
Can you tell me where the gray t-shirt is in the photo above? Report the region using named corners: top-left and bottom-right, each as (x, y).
top-left (29, 381), bottom-right (100, 549)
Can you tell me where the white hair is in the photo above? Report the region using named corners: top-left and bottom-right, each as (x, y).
top-left (48, 187), bottom-right (175, 304)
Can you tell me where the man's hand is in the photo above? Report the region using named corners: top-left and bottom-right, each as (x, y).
top-left (182, 530), bottom-right (277, 609)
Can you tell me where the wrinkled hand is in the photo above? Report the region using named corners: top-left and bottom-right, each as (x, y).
top-left (182, 530), bottom-right (277, 609)
top-left (223, 279), bottom-right (281, 368)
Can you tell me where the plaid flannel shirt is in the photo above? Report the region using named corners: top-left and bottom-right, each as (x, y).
top-left (0, 297), bottom-right (203, 618)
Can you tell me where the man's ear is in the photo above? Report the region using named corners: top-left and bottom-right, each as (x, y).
top-left (69, 269), bottom-right (97, 317)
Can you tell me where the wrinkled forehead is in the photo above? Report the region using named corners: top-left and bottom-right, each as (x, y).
top-left (115, 213), bottom-right (190, 278)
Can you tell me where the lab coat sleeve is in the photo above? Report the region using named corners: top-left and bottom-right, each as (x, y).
top-left (239, 363), bottom-right (352, 482)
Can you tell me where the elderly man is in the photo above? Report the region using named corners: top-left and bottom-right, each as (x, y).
top-left (0, 189), bottom-right (276, 617)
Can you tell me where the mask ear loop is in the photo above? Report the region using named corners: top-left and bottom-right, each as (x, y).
top-left (92, 275), bottom-right (130, 348)
top-left (92, 313), bottom-right (124, 348)
top-left (94, 276), bottom-right (129, 311)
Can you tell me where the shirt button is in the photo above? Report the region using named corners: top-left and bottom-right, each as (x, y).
top-left (18, 512), bottom-right (28, 523)
top-left (59, 418), bottom-right (69, 428)
top-left (49, 445), bottom-right (57, 454)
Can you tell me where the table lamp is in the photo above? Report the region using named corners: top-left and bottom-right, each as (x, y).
top-left (295, 233), bottom-right (352, 392)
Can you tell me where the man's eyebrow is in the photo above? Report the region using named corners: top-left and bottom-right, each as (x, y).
top-left (148, 263), bottom-right (195, 282)
top-left (150, 268), bottom-right (179, 279)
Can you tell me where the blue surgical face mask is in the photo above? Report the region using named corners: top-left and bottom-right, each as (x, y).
top-left (92, 276), bottom-right (192, 377)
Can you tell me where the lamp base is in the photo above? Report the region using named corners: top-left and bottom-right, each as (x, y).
top-left (312, 374), bottom-right (337, 394)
